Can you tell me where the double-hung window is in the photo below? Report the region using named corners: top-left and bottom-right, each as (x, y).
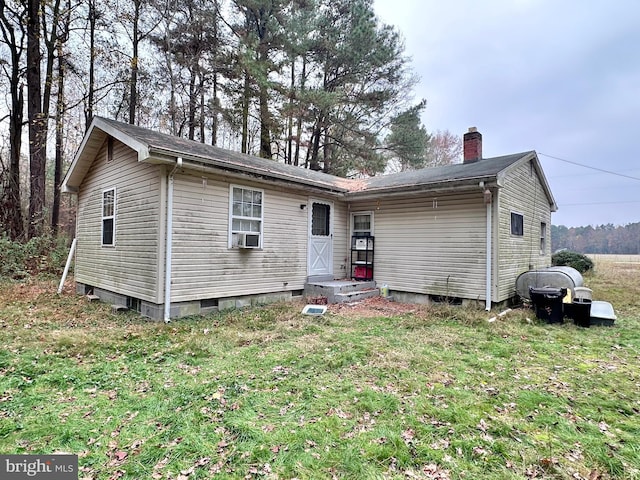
top-left (352, 212), bottom-right (373, 238)
top-left (230, 185), bottom-right (263, 248)
top-left (102, 188), bottom-right (116, 246)
top-left (540, 222), bottom-right (547, 254)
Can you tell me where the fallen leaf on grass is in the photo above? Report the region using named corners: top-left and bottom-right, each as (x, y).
top-left (167, 437), bottom-right (183, 447)
top-left (477, 419), bottom-right (488, 432)
top-left (525, 465), bottom-right (541, 478)
top-left (104, 390), bottom-right (118, 400)
top-left (588, 469), bottom-right (601, 480)
top-left (326, 407), bottom-right (351, 419)
top-left (153, 457), bottom-right (169, 470)
top-left (114, 451), bottom-right (127, 461)
top-left (539, 457), bottom-right (559, 468)
top-left (430, 439), bottom-right (449, 450)
top-left (107, 470), bottom-right (124, 480)
top-left (472, 446), bottom-right (488, 456)
top-left (404, 464), bottom-right (451, 479)
top-left (401, 429), bottom-right (415, 444)
top-left (106, 450), bottom-right (127, 468)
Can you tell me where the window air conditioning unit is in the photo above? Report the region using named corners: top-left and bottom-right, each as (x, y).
top-left (232, 232), bottom-right (260, 249)
top-left (354, 237), bottom-right (373, 250)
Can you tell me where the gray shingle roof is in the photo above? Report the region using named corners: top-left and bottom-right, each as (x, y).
top-left (64, 117), bottom-right (553, 210)
top-left (362, 152), bottom-right (534, 191)
top-left (97, 117), bottom-right (351, 192)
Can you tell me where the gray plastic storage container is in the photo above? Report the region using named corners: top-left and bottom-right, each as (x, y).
top-left (516, 266), bottom-right (583, 300)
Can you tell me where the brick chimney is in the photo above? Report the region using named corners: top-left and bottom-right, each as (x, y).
top-left (463, 127), bottom-right (482, 163)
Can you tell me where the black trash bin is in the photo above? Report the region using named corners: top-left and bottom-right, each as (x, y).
top-left (529, 287), bottom-right (566, 324)
top-left (572, 298), bottom-right (592, 328)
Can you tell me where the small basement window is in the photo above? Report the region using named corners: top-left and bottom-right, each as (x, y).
top-left (511, 212), bottom-right (524, 237)
top-left (127, 296), bottom-right (141, 313)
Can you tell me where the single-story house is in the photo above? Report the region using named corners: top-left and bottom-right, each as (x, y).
top-left (61, 118), bottom-right (557, 320)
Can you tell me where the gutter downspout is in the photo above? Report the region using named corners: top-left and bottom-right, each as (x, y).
top-left (164, 157), bottom-right (182, 323)
top-left (484, 187), bottom-right (492, 311)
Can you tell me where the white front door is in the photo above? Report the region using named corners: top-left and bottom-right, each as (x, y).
top-left (308, 200), bottom-right (333, 277)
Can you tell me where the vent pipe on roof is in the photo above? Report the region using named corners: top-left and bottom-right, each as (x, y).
top-left (463, 127), bottom-right (482, 163)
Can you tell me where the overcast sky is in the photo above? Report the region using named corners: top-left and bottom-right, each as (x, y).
top-left (373, 0), bottom-right (640, 227)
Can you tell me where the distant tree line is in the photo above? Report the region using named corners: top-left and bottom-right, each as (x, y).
top-left (0, 0), bottom-right (462, 241)
top-left (552, 223), bottom-right (640, 254)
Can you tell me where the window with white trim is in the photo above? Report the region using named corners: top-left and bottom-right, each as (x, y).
top-left (511, 212), bottom-right (524, 236)
top-left (229, 185), bottom-right (263, 248)
top-left (352, 212), bottom-right (373, 237)
top-left (540, 222), bottom-right (547, 254)
top-left (351, 212), bottom-right (373, 264)
top-left (102, 188), bottom-right (116, 246)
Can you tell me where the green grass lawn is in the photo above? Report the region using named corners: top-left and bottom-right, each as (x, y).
top-left (1, 257), bottom-right (639, 479)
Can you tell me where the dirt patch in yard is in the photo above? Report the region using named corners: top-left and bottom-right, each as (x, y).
top-left (327, 296), bottom-right (425, 318)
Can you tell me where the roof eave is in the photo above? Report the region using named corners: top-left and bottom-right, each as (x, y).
top-left (498, 151), bottom-right (558, 211)
top-left (147, 146), bottom-right (351, 194)
top-left (346, 175), bottom-right (500, 200)
top-left (61, 118), bottom-right (151, 193)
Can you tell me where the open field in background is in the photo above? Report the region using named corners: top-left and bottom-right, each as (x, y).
top-left (588, 254), bottom-right (640, 266)
top-left (0, 257), bottom-right (639, 479)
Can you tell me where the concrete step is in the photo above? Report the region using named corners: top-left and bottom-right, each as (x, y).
top-left (305, 280), bottom-right (376, 299)
top-left (86, 294), bottom-right (100, 302)
top-left (111, 304), bottom-right (128, 313)
top-left (333, 288), bottom-right (380, 304)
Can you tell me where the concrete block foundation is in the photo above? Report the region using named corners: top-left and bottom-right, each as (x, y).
top-left (75, 282), bottom-right (300, 320)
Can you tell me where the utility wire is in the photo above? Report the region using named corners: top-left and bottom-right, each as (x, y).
top-left (560, 200), bottom-right (640, 207)
top-left (539, 152), bottom-right (640, 182)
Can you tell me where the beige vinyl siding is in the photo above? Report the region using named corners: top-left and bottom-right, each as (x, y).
top-left (170, 174), bottom-right (310, 302)
top-left (349, 192), bottom-right (488, 299)
top-left (332, 201), bottom-right (349, 277)
top-left (496, 160), bottom-right (552, 301)
top-left (75, 139), bottom-right (162, 302)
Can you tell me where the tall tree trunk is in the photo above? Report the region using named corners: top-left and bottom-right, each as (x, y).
top-left (258, 47), bottom-right (272, 159)
top-left (188, 69), bottom-right (196, 140)
top-left (85, 0), bottom-right (96, 128)
top-left (211, 72), bottom-right (218, 146)
top-left (210, 0), bottom-right (219, 146)
top-left (293, 55), bottom-right (306, 167)
top-left (129, 0), bottom-right (140, 125)
top-left (285, 58), bottom-right (294, 165)
top-left (6, 85), bottom-right (24, 240)
top-left (258, 84), bottom-right (272, 159)
top-left (163, 22), bottom-right (177, 135)
top-left (309, 114), bottom-right (324, 171)
top-left (199, 73), bottom-right (205, 143)
top-left (27, 0), bottom-right (46, 238)
top-left (323, 128), bottom-right (331, 173)
top-left (241, 70), bottom-right (250, 154)
top-left (42, 0), bottom-right (61, 131)
top-left (0, 2), bottom-right (26, 239)
top-left (52, 45), bottom-right (66, 235)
